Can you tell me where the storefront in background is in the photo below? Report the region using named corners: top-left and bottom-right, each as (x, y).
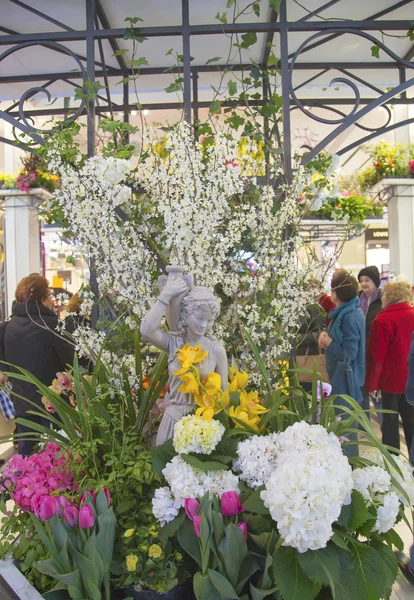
top-left (42, 225), bottom-right (89, 296)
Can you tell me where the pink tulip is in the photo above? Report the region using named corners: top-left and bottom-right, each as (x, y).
top-left (64, 505), bottom-right (79, 527)
top-left (184, 498), bottom-right (200, 521)
top-left (220, 491), bottom-right (244, 517)
top-left (56, 496), bottom-right (71, 517)
top-left (193, 515), bottom-right (202, 537)
top-left (79, 505), bottom-right (95, 529)
top-left (102, 488), bottom-right (111, 507)
top-left (237, 521), bottom-right (248, 541)
top-left (80, 489), bottom-right (96, 504)
top-left (33, 495), bottom-right (59, 521)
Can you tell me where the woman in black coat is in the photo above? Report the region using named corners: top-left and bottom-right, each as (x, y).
top-left (0, 275), bottom-right (74, 456)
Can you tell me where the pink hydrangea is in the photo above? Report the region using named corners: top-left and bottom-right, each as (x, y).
top-left (1, 443), bottom-right (78, 513)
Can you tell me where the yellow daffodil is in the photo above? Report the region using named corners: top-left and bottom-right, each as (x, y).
top-left (178, 372), bottom-right (200, 395)
top-left (203, 372), bottom-right (222, 396)
top-left (229, 405), bottom-right (260, 431)
top-left (228, 367), bottom-right (249, 392)
top-left (174, 344), bottom-right (208, 374)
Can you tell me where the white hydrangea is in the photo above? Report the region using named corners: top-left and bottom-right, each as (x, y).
top-left (173, 415), bottom-right (225, 455)
top-left (151, 487), bottom-right (182, 527)
top-left (360, 448), bottom-right (414, 508)
top-left (152, 455), bottom-right (240, 524)
top-left (375, 491), bottom-right (400, 534)
top-left (233, 432), bottom-right (280, 489)
top-left (352, 465), bottom-right (401, 534)
top-left (260, 421), bottom-right (353, 553)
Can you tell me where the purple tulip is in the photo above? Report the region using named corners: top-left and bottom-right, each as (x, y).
top-left (193, 515), bottom-right (202, 538)
top-left (33, 495), bottom-right (59, 521)
top-left (79, 504), bottom-right (95, 529)
top-left (220, 491), bottom-right (244, 517)
top-left (80, 489), bottom-right (97, 504)
top-left (56, 496), bottom-right (71, 517)
top-left (237, 521), bottom-right (248, 541)
top-left (102, 488), bottom-right (111, 507)
top-left (184, 498), bottom-right (200, 521)
top-left (63, 505), bottom-right (79, 527)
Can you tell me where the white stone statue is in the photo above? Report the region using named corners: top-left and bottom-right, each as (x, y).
top-left (140, 274), bottom-right (228, 446)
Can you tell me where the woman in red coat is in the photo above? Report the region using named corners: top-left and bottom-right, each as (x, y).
top-left (366, 281), bottom-right (414, 454)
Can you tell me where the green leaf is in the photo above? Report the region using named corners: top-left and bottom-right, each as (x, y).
top-left (178, 517), bottom-right (202, 568)
top-left (96, 508), bottom-right (117, 568)
top-left (371, 45), bottom-right (380, 59)
top-left (250, 583), bottom-right (279, 600)
top-left (205, 56), bottom-right (222, 65)
top-left (207, 568), bottom-right (239, 599)
top-left (243, 488), bottom-right (270, 515)
top-left (349, 490), bottom-right (374, 532)
top-left (297, 545), bottom-right (340, 588)
top-left (382, 528), bottom-right (404, 552)
top-left (194, 572), bottom-right (221, 600)
top-left (267, 53), bottom-right (279, 67)
top-left (226, 0), bottom-right (236, 7)
top-left (165, 78), bottom-right (184, 93)
top-left (227, 80), bottom-right (237, 96)
top-left (130, 57), bottom-right (149, 67)
top-left (348, 542), bottom-right (390, 600)
top-left (159, 510), bottom-right (186, 545)
top-left (269, 0), bottom-right (282, 11)
top-left (408, 29), bottom-right (414, 41)
top-left (250, 65), bottom-right (261, 82)
top-left (272, 546), bottom-right (316, 600)
top-left (181, 453), bottom-right (228, 472)
top-left (209, 100), bottom-right (222, 115)
top-left (150, 439), bottom-right (175, 475)
top-left (332, 548), bottom-right (359, 600)
top-left (218, 523), bottom-right (247, 588)
top-left (239, 32), bottom-right (257, 49)
top-left (215, 11), bottom-right (228, 24)
top-left (372, 541), bottom-right (398, 599)
top-left (225, 113), bottom-right (245, 131)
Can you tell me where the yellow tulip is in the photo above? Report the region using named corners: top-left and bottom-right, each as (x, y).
top-left (178, 372), bottom-right (199, 395)
top-left (175, 344), bottom-right (208, 373)
top-left (228, 367), bottom-right (249, 391)
top-left (203, 372), bottom-right (222, 396)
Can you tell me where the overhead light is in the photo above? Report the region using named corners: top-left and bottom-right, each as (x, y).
top-left (131, 110), bottom-right (137, 116)
top-left (143, 109), bottom-right (150, 115)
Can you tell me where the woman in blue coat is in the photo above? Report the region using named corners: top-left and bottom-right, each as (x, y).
top-left (319, 269), bottom-right (366, 456)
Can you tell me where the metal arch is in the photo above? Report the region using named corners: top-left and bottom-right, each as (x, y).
top-left (290, 104), bottom-right (393, 133)
top-left (337, 117), bottom-right (414, 156)
top-left (0, 41), bottom-right (88, 135)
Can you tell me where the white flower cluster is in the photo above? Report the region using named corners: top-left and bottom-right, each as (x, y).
top-left (233, 432), bottom-right (280, 489)
top-left (259, 422), bottom-right (353, 553)
top-left (360, 447), bottom-right (414, 507)
top-left (352, 466), bottom-right (400, 533)
top-left (152, 455), bottom-right (239, 525)
top-left (173, 415), bottom-right (225, 455)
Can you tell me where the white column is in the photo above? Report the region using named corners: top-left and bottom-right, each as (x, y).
top-left (383, 179), bottom-right (414, 283)
top-left (1, 189), bottom-right (52, 316)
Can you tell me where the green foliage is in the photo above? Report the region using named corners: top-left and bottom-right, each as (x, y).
top-left (316, 194), bottom-right (380, 224)
top-left (359, 141), bottom-right (411, 191)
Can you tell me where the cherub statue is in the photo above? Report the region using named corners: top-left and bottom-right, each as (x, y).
top-left (140, 277), bottom-right (228, 446)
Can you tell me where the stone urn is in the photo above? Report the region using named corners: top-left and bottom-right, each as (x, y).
top-left (158, 265), bottom-right (193, 334)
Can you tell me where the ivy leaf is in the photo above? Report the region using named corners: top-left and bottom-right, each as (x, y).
top-left (269, 0), bottom-right (282, 11)
top-left (297, 545), bottom-right (341, 588)
top-left (227, 80), bottom-right (237, 96)
top-left (215, 11), bottom-right (227, 24)
top-left (272, 546), bottom-right (317, 600)
top-left (165, 77), bottom-right (184, 93)
top-left (205, 56), bottom-right (222, 65)
top-left (125, 16), bottom-right (143, 24)
top-left (250, 65), bottom-right (261, 81)
top-left (130, 57), bottom-right (149, 67)
top-left (371, 44), bottom-right (380, 59)
top-left (113, 49), bottom-right (129, 57)
top-left (225, 113), bottom-right (245, 131)
top-left (408, 29), bottom-right (414, 41)
top-left (240, 32), bottom-right (257, 49)
top-left (252, 2), bottom-right (261, 17)
top-left (226, 0), bottom-right (236, 7)
top-left (209, 100), bottom-right (222, 115)
top-left (267, 53), bottom-right (279, 67)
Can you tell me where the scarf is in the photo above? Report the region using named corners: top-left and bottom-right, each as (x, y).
top-left (328, 296), bottom-right (361, 344)
top-left (359, 289), bottom-right (379, 316)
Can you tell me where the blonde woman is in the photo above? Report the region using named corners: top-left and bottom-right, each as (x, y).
top-left (366, 280), bottom-right (414, 454)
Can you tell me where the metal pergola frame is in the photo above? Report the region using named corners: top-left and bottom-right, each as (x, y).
top-left (1, 0), bottom-right (414, 179)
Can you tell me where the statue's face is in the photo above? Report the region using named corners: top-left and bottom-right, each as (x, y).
top-left (187, 308), bottom-right (215, 337)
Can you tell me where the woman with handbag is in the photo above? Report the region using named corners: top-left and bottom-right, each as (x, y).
top-left (296, 294), bottom-right (328, 392)
top-left (319, 269), bottom-right (366, 457)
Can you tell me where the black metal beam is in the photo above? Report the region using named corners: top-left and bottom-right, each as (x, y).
top-left (288, 0), bottom-right (414, 59)
top-left (262, 6), bottom-right (278, 67)
top-left (0, 20), bottom-right (413, 46)
top-left (7, 0), bottom-right (75, 31)
top-left (86, 0), bottom-right (95, 157)
top-left (182, 0), bottom-right (191, 123)
top-left (280, 0), bottom-right (292, 182)
top-left (95, 0), bottom-right (128, 74)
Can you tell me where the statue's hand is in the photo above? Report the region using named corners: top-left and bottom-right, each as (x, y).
top-left (159, 278), bottom-right (189, 303)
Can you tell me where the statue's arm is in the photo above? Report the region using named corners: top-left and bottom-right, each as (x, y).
top-left (214, 343), bottom-right (229, 391)
top-left (140, 278), bottom-right (189, 353)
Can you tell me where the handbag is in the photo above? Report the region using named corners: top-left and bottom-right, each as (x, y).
top-left (296, 336), bottom-right (329, 383)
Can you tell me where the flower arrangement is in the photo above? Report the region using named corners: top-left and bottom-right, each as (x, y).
top-left (359, 141), bottom-right (414, 190)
